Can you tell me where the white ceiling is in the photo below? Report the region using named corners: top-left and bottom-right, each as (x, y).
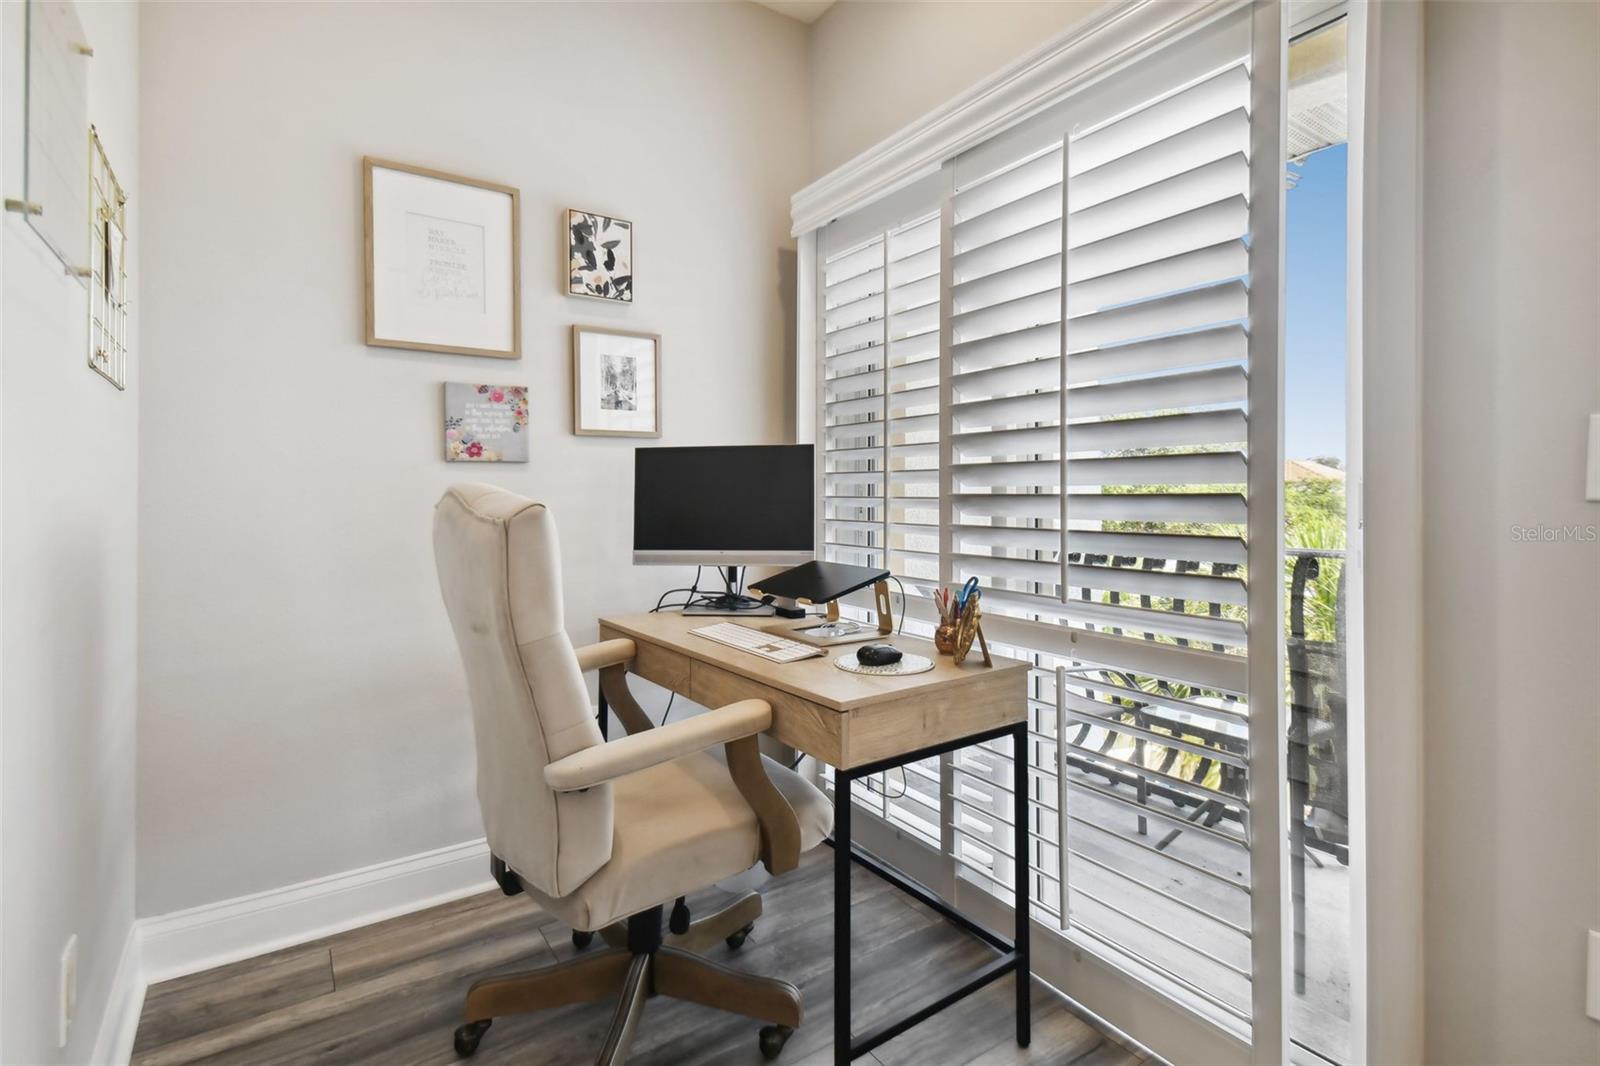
top-left (750, 0), bottom-right (837, 24)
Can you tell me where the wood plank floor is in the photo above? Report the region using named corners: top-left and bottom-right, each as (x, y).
top-left (132, 849), bottom-right (1146, 1066)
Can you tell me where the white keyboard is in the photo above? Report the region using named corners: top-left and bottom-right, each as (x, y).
top-left (691, 622), bottom-right (823, 664)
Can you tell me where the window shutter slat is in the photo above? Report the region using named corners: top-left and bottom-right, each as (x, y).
top-left (1067, 280), bottom-right (1248, 351)
top-left (1069, 107), bottom-right (1251, 211)
top-left (953, 355), bottom-right (1062, 401)
top-left (953, 220), bottom-right (1063, 285)
top-left (952, 287), bottom-right (1061, 344)
top-left (1065, 323), bottom-right (1247, 381)
top-left (1068, 364), bottom-right (1249, 419)
top-left (1067, 451), bottom-right (1247, 487)
top-left (1067, 152), bottom-right (1249, 247)
top-left (821, 236), bottom-right (889, 571)
top-left (1067, 195), bottom-right (1248, 283)
top-left (1067, 409), bottom-right (1248, 452)
top-left (953, 254), bottom-right (1062, 315)
top-left (1067, 240), bottom-right (1248, 316)
top-left (1068, 63), bottom-right (1250, 174)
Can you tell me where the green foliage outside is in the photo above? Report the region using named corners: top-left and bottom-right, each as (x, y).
top-left (1073, 475), bottom-right (1346, 791)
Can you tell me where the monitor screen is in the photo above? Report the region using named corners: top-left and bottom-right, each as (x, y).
top-left (633, 445), bottom-right (814, 564)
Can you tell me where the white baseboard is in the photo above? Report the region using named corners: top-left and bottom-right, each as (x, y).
top-left (139, 838), bottom-right (496, 986)
top-left (90, 924), bottom-right (146, 1066)
top-left (86, 838), bottom-right (519, 1063)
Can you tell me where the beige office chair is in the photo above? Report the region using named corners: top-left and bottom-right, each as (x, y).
top-left (433, 485), bottom-right (832, 1064)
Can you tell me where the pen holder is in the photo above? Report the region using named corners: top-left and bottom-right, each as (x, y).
top-left (951, 600), bottom-right (992, 667)
top-left (934, 623), bottom-right (958, 655)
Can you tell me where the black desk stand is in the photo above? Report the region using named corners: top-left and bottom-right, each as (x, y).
top-left (830, 721), bottom-right (1031, 1064)
top-left (599, 694), bottom-right (1032, 1063)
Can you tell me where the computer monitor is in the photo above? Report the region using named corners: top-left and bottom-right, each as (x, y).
top-left (632, 444), bottom-right (814, 566)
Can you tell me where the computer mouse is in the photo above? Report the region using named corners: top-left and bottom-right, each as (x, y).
top-left (856, 643), bottom-right (903, 667)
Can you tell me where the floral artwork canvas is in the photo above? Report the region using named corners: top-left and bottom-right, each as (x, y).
top-left (443, 382), bottom-right (529, 462)
top-left (568, 210), bottom-right (633, 302)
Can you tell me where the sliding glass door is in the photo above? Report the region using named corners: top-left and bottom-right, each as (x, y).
top-left (813, 3), bottom-right (1305, 1061)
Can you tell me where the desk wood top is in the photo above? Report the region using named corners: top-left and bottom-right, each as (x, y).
top-left (598, 612), bottom-right (1029, 713)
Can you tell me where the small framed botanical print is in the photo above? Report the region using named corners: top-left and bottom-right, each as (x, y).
top-left (572, 326), bottom-right (659, 437)
top-left (568, 209), bottom-right (633, 302)
top-left (443, 383), bottom-right (529, 462)
top-left (364, 157), bottom-right (521, 359)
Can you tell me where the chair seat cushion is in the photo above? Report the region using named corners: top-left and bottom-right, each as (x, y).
top-left (525, 750), bottom-right (832, 931)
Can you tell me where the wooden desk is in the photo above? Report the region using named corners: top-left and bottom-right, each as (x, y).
top-left (598, 612), bottom-right (1033, 1064)
top-left (598, 612), bottom-right (1028, 769)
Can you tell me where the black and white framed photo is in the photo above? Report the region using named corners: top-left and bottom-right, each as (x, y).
top-left (364, 157), bottom-right (521, 359)
top-left (571, 325), bottom-right (659, 437)
top-left (567, 209), bottom-right (633, 302)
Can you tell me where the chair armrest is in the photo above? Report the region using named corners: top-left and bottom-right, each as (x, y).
top-left (574, 637), bottom-right (635, 673)
top-left (545, 698), bottom-right (772, 792)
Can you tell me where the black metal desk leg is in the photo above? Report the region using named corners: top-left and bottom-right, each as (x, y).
top-left (597, 687), bottom-right (609, 740)
top-left (835, 770), bottom-right (853, 1066)
top-left (1013, 721), bottom-right (1031, 1047)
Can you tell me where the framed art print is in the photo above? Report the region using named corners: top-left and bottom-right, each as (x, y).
top-left (443, 383), bottom-right (529, 462)
top-left (364, 157), bottom-right (521, 358)
top-left (572, 326), bottom-right (659, 437)
top-left (568, 209), bottom-right (633, 302)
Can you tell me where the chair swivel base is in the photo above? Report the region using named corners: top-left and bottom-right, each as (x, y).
top-left (454, 893), bottom-right (800, 1064)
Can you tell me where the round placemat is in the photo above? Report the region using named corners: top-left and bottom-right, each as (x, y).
top-left (832, 651), bottom-right (935, 676)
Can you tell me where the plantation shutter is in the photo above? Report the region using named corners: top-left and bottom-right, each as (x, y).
top-left (947, 141), bottom-right (1067, 612)
top-left (885, 212), bottom-right (943, 582)
top-left (821, 235), bottom-right (889, 570)
top-left (819, 180), bottom-right (946, 846)
top-left (808, 2), bottom-right (1284, 1056)
top-left (1057, 58), bottom-right (1252, 647)
top-left (941, 139), bottom-right (1067, 914)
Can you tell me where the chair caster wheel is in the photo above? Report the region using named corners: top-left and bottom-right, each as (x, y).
top-left (726, 922), bottom-right (755, 951)
top-left (669, 896), bottom-right (692, 935)
top-left (454, 1019), bottom-right (492, 1058)
top-left (758, 1024), bottom-right (793, 1060)
top-left (572, 929), bottom-right (595, 950)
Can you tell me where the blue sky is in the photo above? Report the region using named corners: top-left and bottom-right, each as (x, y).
top-left (1284, 142), bottom-right (1348, 463)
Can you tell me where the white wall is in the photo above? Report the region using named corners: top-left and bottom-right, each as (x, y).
top-left (0, 2), bottom-right (140, 1063)
top-left (135, 1), bottom-right (809, 918)
top-left (808, 0), bottom-right (1098, 177)
top-left (1421, 2), bottom-right (1600, 1063)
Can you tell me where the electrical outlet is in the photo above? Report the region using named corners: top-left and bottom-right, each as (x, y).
top-left (59, 934), bottom-right (78, 1049)
top-left (1587, 930), bottom-right (1600, 1022)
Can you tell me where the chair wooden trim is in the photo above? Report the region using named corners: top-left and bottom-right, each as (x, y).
top-left (453, 665), bottom-right (804, 1064)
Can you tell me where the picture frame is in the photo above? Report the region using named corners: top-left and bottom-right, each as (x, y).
top-left (572, 325), bottom-right (660, 437)
top-left (364, 157), bottom-right (521, 359)
top-left (442, 382), bottom-right (529, 462)
top-left (567, 209), bottom-right (633, 302)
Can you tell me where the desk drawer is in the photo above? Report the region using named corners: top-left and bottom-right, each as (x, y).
top-left (845, 683), bottom-right (1027, 768)
top-left (601, 625), bottom-right (692, 696)
top-left (690, 660), bottom-right (843, 767)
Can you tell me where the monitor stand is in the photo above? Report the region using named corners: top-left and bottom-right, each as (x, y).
top-left (681, 566), bottom-right (777, 617)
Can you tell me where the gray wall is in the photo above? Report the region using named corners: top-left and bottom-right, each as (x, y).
top-left (807, 0), bottom-right (1096, 177)
top-left (0, 2), bottom-right (140, 1062)
top-left (135, 0), bottom-right (810, 917)
top-left (1422, 2), bottom-right (1600, 1062)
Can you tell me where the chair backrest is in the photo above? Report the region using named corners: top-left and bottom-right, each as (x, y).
top-left (433, 484), bottom-right (611, 898)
